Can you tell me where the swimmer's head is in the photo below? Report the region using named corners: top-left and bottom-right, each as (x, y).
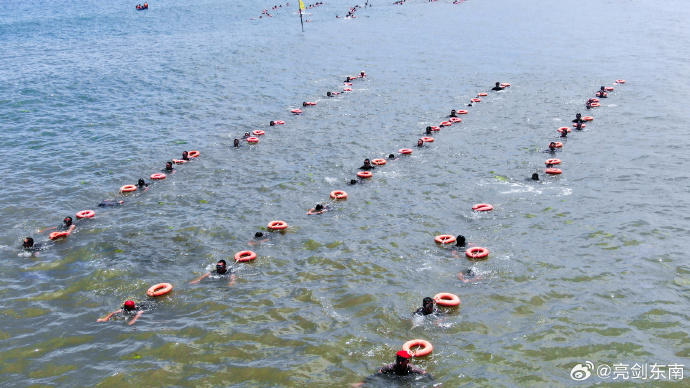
top-left (123, 300), bottom-right (136, 311)
top-left (216, 259), bottom-right (228, 273)
top-left (138, 178), bottom-right (146, 187)
top-left (244, 132), bottom-right (250, 137)
top-left (326, 92), bottom-right (332, 97)
top-left (576, 113), bottom-right (581, 118)
top-left (422, 297), bottom-right (435, 313)
top-left (23, 237), bottom-right (34, 248)
top-left (63, 216), bottom-right (73, 226)
top-left (350, 179), bottom-right (357, 185)
top-left (315, 204), bottom-right (324, 211)
top-left (426, 127), bottom-right (432, 134)
top-left (255, 232), bottom-right (264, 238)
top-left (364, 159), bottom-right (370, 163)
top-left (532, 173), bottom-right (539, 180)
top-left (396, 350), bottom-right (411, 363)
top-left (182, 151), bottom-right (188, 159)
top-left (549, 142), bottom-right (556, 150)
top-left (496, 82), bottom-right (500, 86)
top-left (451, 110), bottom-right (456, 114)
top-left (234, 139), bottom-right (240, 147)
top-left (466, 268), bottom-right (476, 277)
top-left (600, 86), bottom-right (605, 90)
top-left (270, 121), bottom-right (276, 126)
top-left (455, 235), bottom-right (466, 246)
top-left (388, 154), bottom-right (395, 159)
top-left (166, 162), bottom-right (173, 170)
top-left (417, 139), bottom-right (424, 146)
top-left (302, 102), bottom-right (308, 107)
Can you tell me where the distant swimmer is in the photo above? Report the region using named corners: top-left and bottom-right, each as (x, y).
top-left (345, 76), bottom-right (352, 82)
top-left (360, 71), bottom-right (366, 77)
top-left (38, 216), bottom-right (75, 233)
top-left (457, 267), bottom-right (482, 283)
top-left (450, 109), bottom-right (457, 117)
top-left (574, 121), bottom-right (583, 130)
top-left (388, 153), bottom-right (398, 160)
top-left (467, 102), bottom-right (473, 107)
top-left (22, 237), bottom-right (44, 251)
top-left (586, 100), bottom-right (592, 110)
top-left (349, 179), bottom-right (358, 185)
top-left (455, 235), bottom-right (466, 247)
top-left (244, 132), bottom-right (251, 138)
top-left (572, 113), bottom-right (584, 124)
top-left (182, 151), bottom-right (190, 161)
top-left (137, 178), bottom-right (149, 189)
top-left (417, 139), bottom-right (424, 147)
top-left (531, 173), bottom-right (540, 181)
top-left (547, 142), bottom-right (557, 152)
top-left (414, 297), bottom-right (439, 316)
top-left (425, 126), bottom-right (432, 135)
top-left (164, 162), bottom-right (176, 173)
top-left (596, 86), bottom-right (608, 98)
top-left (97, 300), bottom-right (145, 325)
top-left (327, 91), bottom-right (334, 97)
top-left (190, 259), bottom-right (236, 286)
top-left (307, 204), bottom-right (329, 215)
top-left (234, 139), bottom-right (240, 147)
top-left (355, 351), bottom-right (433, 386)
top-left (98, 199), bottom-right (124, 207)
top-left (248, 231), bottom-right (269, 246)
top-left (359, 159), bottom-right (375, 170)
top-left (560, 129), bottom-right (567, 138)
top-left (491, 82), bottom-right (505, 91)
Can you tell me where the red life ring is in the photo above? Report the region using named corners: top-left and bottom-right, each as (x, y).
top-left (304, 101), bottom-right (317, 106)
top-left (120, 185), bottom-right (137, 192)
top-left (150, 173), bottom-right (166, 180)
top-left (465, 247), bottom-right (489, 259)
top-left (330, 190), bottom-right (348, 199)
top-left (172, 159), bottom-right (186, 164)
top-left (357, 171), bottom-right (372, 178)
top-left (472, 203), bottom-right (493, 211)
top-left (421, 137), bottom-right (434, 143)
top-left (605, 86), bottom-right (614, 91)
top-left (188, 150), bottom-right (200, 158)
top-left (268, 220), bottom-right (288, 230)
top-left (439, 121), bottom-right (452, 127)
top-left (582, 116), bottom-right (594, 122)
top-left (572, 123), bottom-right (586, 128)
top-left (545, 168), bottom-right (562, 174)
top-left (434, 293), bottom-right (461, 307)
top-left (591, 98), bottom-right (600, 103)
top-left (344, 82), bottom-right (353, 85)
top-left (590, 103), bottom-right (600, 107)
top-left (234, 250), bottom-right (257, 262)
top-left (253, 130), bottom-right (265, 136)
top-left (399, 148), bottom-right (412, 154)
top-left (76, 210), bottom-right (95, 219)
top-left (147, 283), bottom-right (173, 297)
top-left (273, 120), bottom-right (285, 125)
top-left (557, 127), bottom-right (571, 133)
top-left (291, 109), bottom-right (302, 114)
top-left (49, 231), bottom-right (70, 240)
top-left (434, 235), bottom-right (456, 244)
top-left (554, 142), bottom-right (563, 148)
top-left (430, 126), bottom-right (441, 131)
top-left (449, 117), bottom-right (462, 123)
top-left (500, 83), bottom-right (510, 87)
top-left (478, 92), bottom-right (488, 97)
top-left (402, 339), bottom-right (433, 357)
top-left (246, 137), bottom-right (260, 143)
top-left (456, 110), bottom-right (469, 114)
top-left (615, 79), bottom-right (625, 84)
top-left (371, 159), bottom-right (386, 165)
top-left (471, 98), bottom-right (481, 102)
top-left (343, 88), bottom-right (353, 92)
top-left (545, 159), bottom-right (561, 165)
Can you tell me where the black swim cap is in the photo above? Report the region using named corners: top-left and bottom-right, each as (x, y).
top-left (138, 178), bottom-right (145, 186)
top-left (350, 179), bottom-right (357, 185)
top-left (532, 173), bottom-right (539, 180)
top-left (255, 232), bottom-right (264, 238)
top-left (315, 204), bottom-right (324, 211)
top-left (388, 154), bottom-right (395, 159)
top-left (456, 235), bottom-right (466, 246)
top-left (423, 297), bottom-right (434, 305)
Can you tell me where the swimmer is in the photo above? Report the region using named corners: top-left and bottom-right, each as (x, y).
top-left (98, 199), bottom-right (124, 207)
top-left (548, 142), bottom-right (557, 152)
top-left (455, 235), bottom-right (466, 247)
top-left (349, 179), bottom-right (358, 185)
top-left (450, 109), bottom-right (457, 117)
top-left (414, 297), bottom-right (439, 316)
top-left (360, 71), bottom-right (366, 77)
top-left (270, 121), bottom-right (276, 126)
top-left (38, 216), bottom-right (75, 233)
top-left (182, 151), bottom-right (189, 161)
top-left (22, 237), bottom-right (43, 251)
top-left (425, 126), bottom-right (432, 135)
top-left (467, 102), bottom-right (473, 107)
top-left (586, 101), bottom-right (592, 110)
top-left (457, 267), bottom-right (482, 283)
top-left (345, 77), bottom-right (352, 82)
top-left (97, 300), bottom-right (145, 325)
top-left (359, 159), bottom-right (375, 170)
top-left (574, 121), bottom-right (583, 130)
top-left (164, 161), bottom-right (175, 172)
top-left (137, 178), bottom-right (149, 189)
top-left (572, 113), bottom-right (584, 124)
top-left (417, 139), bottom-right (424, 147)
top-left (234, 139), bottom-right (240, 148)
top-left (190, 259), bottom-right (236, 286)
top-left (327, 91), bottom-right (333, 97)
top-left (531, 173), bottom-right (540, 181)
top-left (597, 86), bottom-right (608, 98)
top-left (248, 231), bottom-right (269, 246)
top-left (491, 82), bottom-right (504, 91)
top-left (560, 129), bottom-right (567, 138)
top-left (307, 204), bottom-right (329, 215)
top-left (388, 154), bottom-right (397, 160)
top-left (244, 132), bottom-right (251, 138)
top-left (356, 351), bottom-right (433, 385)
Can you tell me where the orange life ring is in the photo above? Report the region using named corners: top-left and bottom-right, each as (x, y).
top-left (554, 142), bottom-right (563, 148)
top-left (572, 123), bottom-right (586, 128)
top-left (582, 116), bottom-right (594, 122)
top-left (615, 79), bottom-right (625, 84)
top-left (120, 185), bottom-right (137, 192)
top-left (399, 148), bottom-right (412, 154)
top-left (478, 92), bottom-right (488, 97)
top-left (150, 173), bottom-right (166, 180)
top-left (557, 127), bottom-right (571, 133)
top-left (402, 339), bottom-right (433, 357)
top-left (421, 137), bottom-right (434, 143)
top-left (371, 159), bottom-right (386, 165)
top-left (500, 83), bottom-right (510, 87)
top-left (471, 98), bottom-right (481, 102)
top-left (49, 231), bottom-right (70, 240)
top-left (430, 126), bottom-right (441, 131)
top-left (472, 203), bottom-right (493, 211)
top-left (434, 292), bottom-right (461, 307)
top-left (343, 88), bottom-right (353, 92)
top-left (590, 102), bottom-right (600, 107)
top-left (246, 137), bottom-right (260, 143)
top-left (357, 171), bottom-right (372, 178)
top-left (268, 220), bottom-right (288, 230)
top-left (456, 110), bottom-right (468, 114)
top-left (449, 117), bottom-right (462, 123)
top-left (545, 168), bottom-right (562, 174)
top-left (188, 150), bottom-right (200, 158)
top-left (253, 130), bottom-right (265, 136)
top-left (172, 159), bottom-right (186, 164)
top-left (591, 98), bottom-right (599, 103)
top-left (465, 247), bottom-right (489, 259)
top-left (344, 82), bottom-right (353, 85)
top-left (291, 109), bottom-right (302, 114)
top-left (330, 190), bottom-right (348, 199)
top-left (434, 235), bottom-right (456, 244)
top-left (304, 101), bottom-right (317, 106)
top-left (234, 250), bottom-right (257, 262)
top-left (545, 159), bottom-right (561, 165)
top-left (76, 210), bottom-right (95, 219)
top-left (147, 283), bottom-right (173, 297)
top-left (605, 86), bottom-right (614, 91)
top-left (273, 120), bottom-right (285, 125)
top-left (439, 121), bottom-right (452, 127)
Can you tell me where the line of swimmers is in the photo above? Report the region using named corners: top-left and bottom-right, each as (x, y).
top-left (336, 3), bottom-right (365, 18)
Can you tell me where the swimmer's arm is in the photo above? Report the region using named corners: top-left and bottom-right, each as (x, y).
top-left (97, 309), bottom-right (122, 322)
top-left (189, 272), bottom-right (211, 284)
top-left (66, 225), bottom-right (76, 234)
top-left (128, 310), bottom-right (144, 325)
top-left (37, 226), bottom-right (58, 233)
top-left (457, 272), bottom-right (470, 283)
top-left (228, 273), bottom-right (236, 287)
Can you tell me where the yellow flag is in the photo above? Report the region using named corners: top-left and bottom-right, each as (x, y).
top-left (299, 0), bottom-right (305, 10)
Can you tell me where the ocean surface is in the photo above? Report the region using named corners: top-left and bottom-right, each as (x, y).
top-left (1, 0), bottom-right (689, 386)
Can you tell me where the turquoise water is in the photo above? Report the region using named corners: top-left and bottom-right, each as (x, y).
top-left (1, 0), bottom-right (689, 386)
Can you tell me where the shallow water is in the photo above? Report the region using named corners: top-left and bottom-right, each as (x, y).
top-left (1, 0), bottom-right (689, 386)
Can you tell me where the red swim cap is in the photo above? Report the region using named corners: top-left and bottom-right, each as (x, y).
top-left (396, 350), bottom-right (410, 359)
top-left (124, 300), bottom-right (136, 310)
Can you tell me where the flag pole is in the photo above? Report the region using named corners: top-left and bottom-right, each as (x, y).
top-left (299, 0), bottom-right (305, 32)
